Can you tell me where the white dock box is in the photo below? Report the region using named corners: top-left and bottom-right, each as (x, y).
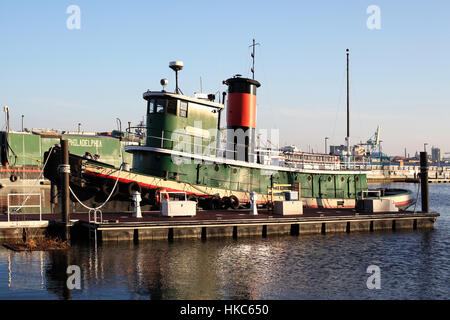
top-left (160, 192), bottom-right (197, 217)
top-left (273, 200), bottom-right (303, 215)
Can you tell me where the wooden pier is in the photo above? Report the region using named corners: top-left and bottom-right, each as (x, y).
top-left (0, 208), bottom-right (440, 242)
top-left (70, 208), bottom-right (439, 242)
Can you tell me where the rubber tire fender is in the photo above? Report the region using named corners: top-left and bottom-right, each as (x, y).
top-left (221, 196), bottom-right (230, 210)
top-left (229, 195), bottom-right (240, 210)
top-left (127, 181), bottom-right (141, 196)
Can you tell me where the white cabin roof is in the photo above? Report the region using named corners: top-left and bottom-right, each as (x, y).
top-left (143, 91), bottom-right (224, 109)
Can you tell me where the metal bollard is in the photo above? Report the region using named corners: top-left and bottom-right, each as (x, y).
top-left (250, 192), bottom-right (258, 215)
top-left (132, 191), bottom-right (142, 218)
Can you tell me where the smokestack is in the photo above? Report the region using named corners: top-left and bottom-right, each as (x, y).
top-left (223, 75), bottom-right (261, 162)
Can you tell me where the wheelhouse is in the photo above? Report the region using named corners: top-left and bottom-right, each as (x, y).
top-left (143, 91), bottom-right (224, 157)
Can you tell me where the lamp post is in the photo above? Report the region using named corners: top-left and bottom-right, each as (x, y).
top-left (3, 106), bottom-right (10, 133)
top-left (78, 123), bottom-right (81, 133)
top-left (324, 137), bottom-right (329, 154)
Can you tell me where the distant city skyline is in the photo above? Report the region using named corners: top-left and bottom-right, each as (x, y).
top-left (1, 1), bottom-right (449, 156)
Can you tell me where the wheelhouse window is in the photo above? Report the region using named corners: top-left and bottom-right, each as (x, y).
top-left (180, 101), bottom-right (188, 117)
top-left (167, 99), bottom-right (177, 115)
top-left (147, 99), bottom-right (155, 114)
top-left (148, 97), bottom-right (186, 116)
top-left (156, 99), bottom-right (166, 113)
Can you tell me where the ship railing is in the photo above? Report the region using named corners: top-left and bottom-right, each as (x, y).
top-left (7, 193), bottom-right (42, 222)
top-left (339, 162), bottom-right (374, 171)
top-left (126, 126), bottom-right (290, 161)
top-left (140, 129), bottom-right (265, 162)
top-left (267, 183), bottom-right (301, 210)
top-left (125, 127), bottom-right (380, 171)
top-left (286, 162), bottom-right (341, 170)
top-left (123, 125), bottom-right (147, 146)
top-left (148, 130), bottom-right (366, 171)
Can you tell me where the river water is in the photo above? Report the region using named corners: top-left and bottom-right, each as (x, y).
top-left (0, 183), bottom-right (448, 300)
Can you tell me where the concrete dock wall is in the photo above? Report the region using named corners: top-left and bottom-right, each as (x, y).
top-left (0, 221), bottom-right (48, 240)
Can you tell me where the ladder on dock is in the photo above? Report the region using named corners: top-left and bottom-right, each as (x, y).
top-left (267, 183), bottom-right (301, 210)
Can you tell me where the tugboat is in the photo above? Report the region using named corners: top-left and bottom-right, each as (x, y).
top-left (43, 58), bottom-right (414, 212)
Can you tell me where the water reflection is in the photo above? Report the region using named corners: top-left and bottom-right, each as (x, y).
top-left (0, 184), bottom-right (448, 300)
top-left (0, 230), bottom-right (449, 300)
top-left (2, 250), bottom-right (45, 294)
top-left (45, 250), bottom-right (72, 299)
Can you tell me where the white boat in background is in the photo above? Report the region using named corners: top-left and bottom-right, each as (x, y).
top-left (360, 188), bottom-right (415, 210)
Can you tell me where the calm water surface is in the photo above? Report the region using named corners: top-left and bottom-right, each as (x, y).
top-left (0, 183), bottom-right (449, 300)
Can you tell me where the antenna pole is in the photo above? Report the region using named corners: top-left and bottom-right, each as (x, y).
top-left (252, 39), bottom-right (255, 80)
top-left (249, 38), bottom-right (260, 80)
top-left (169, 61), bottom-right (184, 94)
top-left (346, 48), bottom-right (350, 168)
top-left (346, 49), bottom-right (350, 138)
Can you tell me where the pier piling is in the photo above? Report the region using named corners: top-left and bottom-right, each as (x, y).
top-left (59, 139), bottom-right (71, 241)
top-left (420, 152), bottom-right (429, 213)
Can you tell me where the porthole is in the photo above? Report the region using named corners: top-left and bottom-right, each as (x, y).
top-left (328, 176), bottom-right (332, 182)
top-left (214, 164), bottom-right (219, 171)
top-left (355, 176), bottom-right (359, 182)
top-left (232, 168), bottom-right (238, 174)
top-left (341, 177), bottom-right (345, 182)
top-left (307, 176), bottom-right (312, 181)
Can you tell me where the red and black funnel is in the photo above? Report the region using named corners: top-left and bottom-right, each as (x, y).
top-left (223, 75), bottom-right (261, 130)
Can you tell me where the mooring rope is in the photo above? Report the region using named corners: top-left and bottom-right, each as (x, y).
top-left (184, 180), bottom-right (213, 196)
top-left (69, 135), bottom-right (126, 213)
top-left (68, 163), bottom-right (123, 211)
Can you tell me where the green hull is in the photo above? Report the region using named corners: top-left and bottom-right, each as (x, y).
top-left (129, 148), bottom-right (367, 201)
top-left (1, 131), bottom-right (132, 184)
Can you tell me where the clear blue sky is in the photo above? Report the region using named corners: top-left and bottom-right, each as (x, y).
top-left (1, 1), bottom-right (449, 156)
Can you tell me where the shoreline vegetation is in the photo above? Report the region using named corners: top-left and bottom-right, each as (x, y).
top-left (2, 228), bottom-right (70, 251)
top-left (3, 238), bottom-right (70, 251)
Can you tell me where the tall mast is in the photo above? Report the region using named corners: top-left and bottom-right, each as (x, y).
top-left (346, 49), bottom-right (350, 138)
top-left (249, 39), bottom-right (260, 80)
top-left (346, 48), bottom-right (350, 167)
